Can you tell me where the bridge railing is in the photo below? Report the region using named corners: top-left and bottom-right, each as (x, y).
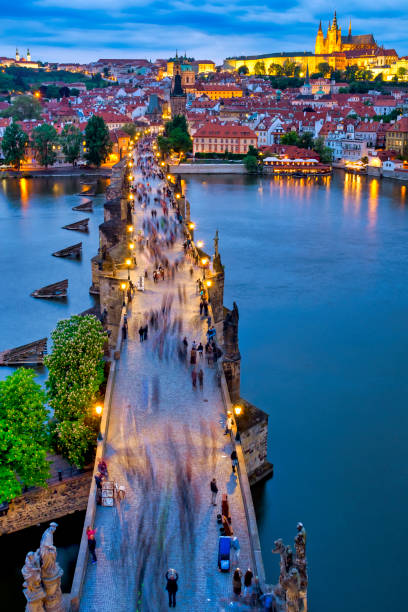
top-left (70, 301), bottom-right (127, 611)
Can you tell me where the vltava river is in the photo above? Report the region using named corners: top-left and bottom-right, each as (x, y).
top-left (184, 171), bottom-right (408, 612)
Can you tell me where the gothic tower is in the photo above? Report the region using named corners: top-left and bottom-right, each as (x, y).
top-left (170, 73), bottom-right (187, 118)
top-left (315, 21), bottom-right (325, 54)
top-left (27, 49), bottom-right (31, 62)
top-left (15, 48), bottom-right (20, 62)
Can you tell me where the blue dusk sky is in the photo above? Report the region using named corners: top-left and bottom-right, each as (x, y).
top-left (2, 1), bottom-right (408, 64)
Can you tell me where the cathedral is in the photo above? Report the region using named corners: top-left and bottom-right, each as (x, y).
top-left (315, 11), bottom-right (378, 55)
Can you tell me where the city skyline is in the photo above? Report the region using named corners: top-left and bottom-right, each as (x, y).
top-left (2, 2), bottom-right (408, 64)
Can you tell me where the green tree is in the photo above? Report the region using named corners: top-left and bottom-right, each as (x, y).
top-left (0, 369), bottom-right (50, 503)
top-left (1, 122), bottom-right (28, 169)
top-left (243, 154), bottom-right (258, 173)
top-left (317, 62), bottom-right (331, 77)
top-left (282, 60), bottom-right (297, 77)
top-left (299, 132), bottom-right (314, 149)
top-left (281, 131), bottom-right (301, 146)
top-left (60, 124), bottom-right (82, 166)
top-left (268, 63), bottom-right (283, 76)
top-left (345, 65), bottom-right (359, 82)
top-left (2, 94), bottom-right (42, 120)
top-left (45, 315), bottom-right (107, 467)
top-left (31, 124), bottom-right (58, 167)
top-left (169, 127), bottom-right (192, 154)
top-left (84, 115), bottom-right (112, 167)
top-left (122, 122), bottom-right (138, 140)
top-left (397, 67), bottom-right (407, 79)
top-left (254, 61), bottom-right (266, 75)
top-left (238, 66), bottom-right (249, 75)
top-left (313, 136), bottom-right (333, 163)
top-left (158, 115), bottom-right (192, 157)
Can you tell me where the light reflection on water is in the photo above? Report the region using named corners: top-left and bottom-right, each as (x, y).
top-left (184, 170), bottom-right (408, 612)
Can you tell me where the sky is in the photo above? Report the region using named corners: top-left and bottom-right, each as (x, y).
top-left (2, 1), bottom-right (408, 64)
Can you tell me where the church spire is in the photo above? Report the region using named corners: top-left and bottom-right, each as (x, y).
top-left (348, 18), bottom-right (352, 38)
top-left (333, 10), bottom-right (338, 29)
top-left (318, 20), bottom-right (322, 32)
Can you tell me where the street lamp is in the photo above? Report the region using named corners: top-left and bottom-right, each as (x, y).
top-left (196, 240), bottom-right (204, 248)
top-left (206, 280), bottom-right (212, 288)
top-left (201, 257), bottom-right (208, 279)
top-left (188, 222), bottom-right (195, 231)
top-left (120, 282), bottom-right (126, 306)
top-left (127, 225), bottom-right (134, 234)
top-left (233, 404), bottom-right (243, 417)
top-left (95, 404), bottom-right (103, 416)
top-left (129, 242), bottom-right (137, 267)
top-left (126, 258), bottom-right (131, 280)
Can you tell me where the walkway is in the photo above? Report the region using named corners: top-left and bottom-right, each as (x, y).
top-left (80, 163), bottom-right (252, 611)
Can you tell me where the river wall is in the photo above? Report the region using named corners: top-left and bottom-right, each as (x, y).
top-left (169, 163), bottom-right (246, 174)
top-left (0, 472), bottom-right (92, 536)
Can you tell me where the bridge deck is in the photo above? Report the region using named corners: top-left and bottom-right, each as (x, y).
top-left (79, 172), bottom-right (252, 611)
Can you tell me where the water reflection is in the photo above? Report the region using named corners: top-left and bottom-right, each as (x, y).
top-left (368, 178), bottom-right (379, 229)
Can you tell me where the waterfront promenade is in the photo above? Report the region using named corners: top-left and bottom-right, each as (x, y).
top-left (79, 160), bottom-right (253, 610)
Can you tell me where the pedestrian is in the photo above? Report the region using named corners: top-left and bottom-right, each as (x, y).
top-left (203, 301), bottom-right (209, 317)
top-left (190, 346), bottom-right (197, 365)
top-left (183, 336), bottom-right (188, 350)
top-left (94, 472), bottom-right (102, 490)
top-left (122, 323), bottom-right (127, 341)
top-left (97, 457), bottom-right (108, 477)
top-left (232, 568), bottom-right (243, 596)
top-left (143, 324), bottom-right (148, 341)
top-left (86, 526), bottom-right (97, 564)
top-left (244, 568), bottom-right (253, 597)
top-left (199, 300), bottom-right (204, 316)
top-left (224, 412), bottom-right (234, 436)
top-left (231, 449), bottom-right (238, 472)
top-left (198, 368), bottom-right (204, 389)
top-left (207, 344), bottom-right (213, 367)
top-left (197, 342), bottom-right (203, 358)
top-left (231, 536), bottom-right (240, 567)
top-left (210, 477), bottom-right (218, 506)
top-left (165, 568), bottom-right (178, 608)
top-left (139, 326), bottom-right (144, 342)
top-left (191, 369), bottom-right (197, 388)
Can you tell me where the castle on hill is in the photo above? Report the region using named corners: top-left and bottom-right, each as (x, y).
top-left (315, 11), bottom-right (378, 55)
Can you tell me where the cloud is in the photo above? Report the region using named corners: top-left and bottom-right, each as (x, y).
top-left (0, 2), bottom-right (406, 63)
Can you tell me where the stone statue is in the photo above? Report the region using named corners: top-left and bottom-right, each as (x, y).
top-left (22, 551), bottom-right (45, 612)
top-left (272, 525), bottom-right (308, 612)
top-left (213, 230), bottom-right (219, 258)
top-left (40, 522), bottom-right (57, 549)
top-left (282, 567), bottom-right (301, 612)
top-left (39, 522), bottom-right (64, 612)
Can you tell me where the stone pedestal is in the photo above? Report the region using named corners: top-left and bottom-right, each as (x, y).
top-left (235, 399), bottom-right (274, 485)
top-left (42, 569), bottom-right (64, 612)
top-left (178, 196), bottom-right (186, 219)
top-left (208, 270), bottom-right (224, 324)
top-left (24, 588), bottom-right (46, 612)
top-left (222, 357), bottom-right (241, 402)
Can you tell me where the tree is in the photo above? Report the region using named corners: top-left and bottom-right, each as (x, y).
top-left (60, 124), bottom-right (82, 166)
top-left (298, 132), bottom-right (314, 149)
top-left (317, 62), bottom-right (331, 78)
top-left (45, 315), bottom-right (107, 467)
top-left (122, 122), bottom-right (138, 140)
top-left (2, 95), bottom-right (42, 120)
top-left (0, 369), bottom-right (50, 503)
top-left (313, 136), bottom-right (333, 163)
top-left (158, 115), bottom-right (192, 157)
top-left (2, 122), bottom-right (28, 169)
top-left (31, 124), bottom-right (58, 167)
top-left (282, 60), bottom-right (297, 77)
top-left (397, 67), bottom-right (407, 80)
top-left (281, 131), bottom-right (301, 146)
top-left (243, 154), bottom-right (258, 173)
top-left (254, 61), bottom-right (266, 75)
top-left (268, 63), bottom-right (283, 76)
top-left (84, 115), bottom-right (112, 167)
top-left (238, 65), bottom-right (249, 75)
top-left (169, 127), bottom-right (192, 154)
top-left (345, 65), bottom-right (359, 82)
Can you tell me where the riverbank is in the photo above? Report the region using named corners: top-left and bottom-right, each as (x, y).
top-left (0, 167), bottom-right (112, 179)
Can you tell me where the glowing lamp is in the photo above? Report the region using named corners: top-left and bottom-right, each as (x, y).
top-left (126, 258), bottom-right (131, 266)
top-left (176, 193), bottom-right (181, 199)
top-left (206, 280), bottom-right (212, 288)
top-left (95, 405), bottom-right (103, 416)
top-left (127, 225), bottom-right (134, 233)
top-left (233, 404), bottom-right (243, 416)
top-left (196, 240), bottom-right (203, 248)
top-left (188, 222), bottom-right (195, 230)
top-left (201, 257), bottom-right (208, 266)
top-left (129, 243), bottom-right (135, 250)
top-left (120, 282), bottom-right (126, 290)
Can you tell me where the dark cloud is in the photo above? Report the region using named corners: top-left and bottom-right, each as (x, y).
top-left (1, 1), bottom-right (407, 62)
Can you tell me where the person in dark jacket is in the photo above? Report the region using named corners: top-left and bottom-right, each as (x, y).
top-left (231, 449), bottom-right (238, 473)
top-left (210, 478), bottom-right (218, 506)
top-left (165, 568), bottom-right (178, 607)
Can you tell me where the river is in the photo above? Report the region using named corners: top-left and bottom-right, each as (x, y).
top-left (183, 171), bottom-right (408, 612)
top-left (0, 175), bottom-right (107, 607)
top-left (0, 171), bottom-right (406, 610)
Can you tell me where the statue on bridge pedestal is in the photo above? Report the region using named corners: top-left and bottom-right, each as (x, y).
top-left (22, 551), bottom-right (46, 612)
top-left (272, 523), bottom-right (308, 612)
top-left (22, 522), bottom-right (65, 612)
top-left (223, 302), bottom-right (239, 358)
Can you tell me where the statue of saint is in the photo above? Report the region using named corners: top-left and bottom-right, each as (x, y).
top-left (22, 551), bottom-right (44, 598)
top-left (40, 522), bottom-right (57, 549)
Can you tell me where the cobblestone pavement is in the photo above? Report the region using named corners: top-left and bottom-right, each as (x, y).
top-left (80, 167), bottom-right (253, 612)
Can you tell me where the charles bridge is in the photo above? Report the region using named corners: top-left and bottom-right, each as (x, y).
top-left (9, 146), bottom-right (307, 611)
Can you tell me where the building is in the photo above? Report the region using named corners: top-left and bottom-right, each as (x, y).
top-left (315, 12), bottom-right (377, 55)
top-left (385, 118), bottom-right (408, 155)
top-left (170, 73), bottom-right (187, 118)
top-left (191, 60), bottom-right (216, 74)
top-left (193, 84), bottom-right (243, 100)
top-left (193, 122), bottom-right (257, 155)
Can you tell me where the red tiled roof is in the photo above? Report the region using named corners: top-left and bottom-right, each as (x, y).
top-left (194, 122), bottom-right (256, 139)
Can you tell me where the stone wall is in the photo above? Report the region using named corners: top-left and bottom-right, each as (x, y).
top-left (169, 163), bottom-right (246, 174)
top-left (237, 400), bottom-right (274, 486)
top-left (0, 473), bottom-right (92, 535)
